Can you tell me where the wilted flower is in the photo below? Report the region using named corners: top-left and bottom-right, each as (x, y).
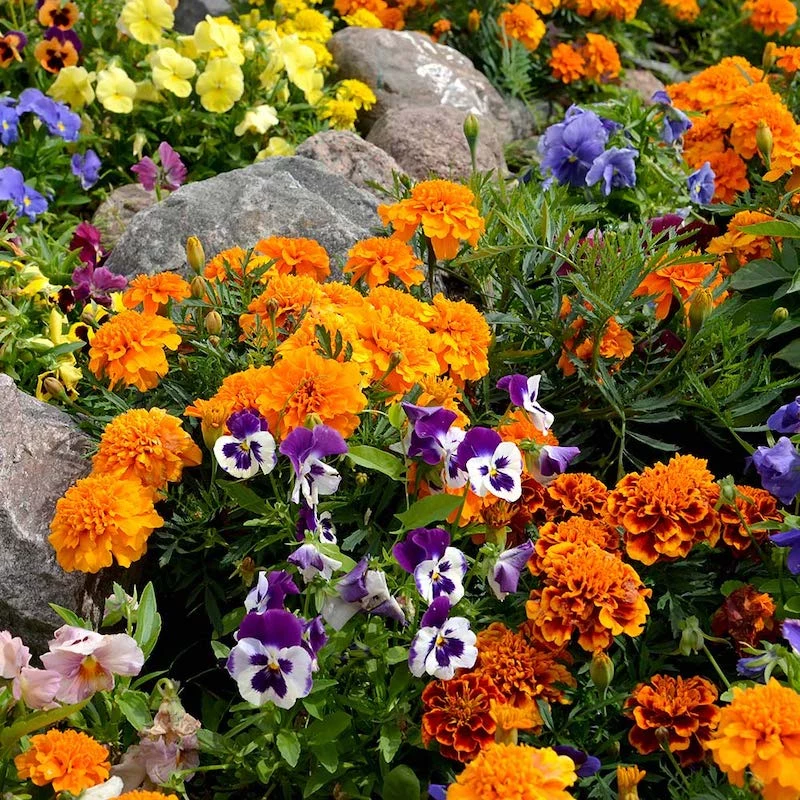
top-left (287, 541), bottom-right (342, 582)
top-left (132, 142), bottom-right (187, 192)
top-left (409, 597), bottom-right (478, 680)
top-left (394, 527), bottom-right (468, 605)
top-left (497, 374), bottom-right (554, 433)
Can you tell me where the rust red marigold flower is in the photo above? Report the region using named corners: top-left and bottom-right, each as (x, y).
top-left (718, 486), bottom-right (781, 555)
top-left (625, 674), bottom-right (720, 766)
top-left (421, 672), bottom-right (505, 762)
top-left (711, 585), bottom-right (778, 654)
top-left (605, 454), bottom-right (721, 565)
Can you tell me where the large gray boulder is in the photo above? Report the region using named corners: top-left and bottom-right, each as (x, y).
top-left (104, 157), bottom-right (383, 278)
top-left (93, 184), bottom-right (159, 251)
top-left (328, 28), bottom-right (513, 141)
top-left (0, 376), bottom-right (100, 652)
top-left (174, 0), bottom-right (233, 34)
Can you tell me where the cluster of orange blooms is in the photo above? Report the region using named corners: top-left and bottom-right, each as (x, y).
top-left (659, 0), bottom-right (701, 22)
top-left (565, 0), bottom-right (641, 20)
top-left (548, 34), bottom-right (622, 84)
top-left (333, 0), bottom-right (435, 29)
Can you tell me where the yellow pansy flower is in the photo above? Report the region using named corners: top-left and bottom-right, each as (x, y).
top-left (96, 66), bottom-right (137, 113)
top-left (119, 0), bottom-right (175, 45)
top-left (47, 66), bottom-right (95, 109)
top-left (234, 104), bottom-right (280, 136)
top-left (193, 16), bottom-right (244, 64)
top-left (135, 80), bottom-right (163, 103)
top-left (256, 136), bottom-right (296, 160)
top-left (272, 33), bottom-right (324, 102)
top-left (150, 47), bottom-right (196, 97)
top-left (196, 57), bottom-right (245, 112)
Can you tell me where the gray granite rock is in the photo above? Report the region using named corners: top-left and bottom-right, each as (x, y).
top-left (174, 0), bottom-right (233, 34)
top-left (0, 375), bottom-right (101, 652)
top-left (93, 184), bottom-right (159, 251)
top-left (620, 69), bottom-right (666, 103)
top-left (328, 28), bottom-right (513, 141)
top-left (296, 130), bottom-right (401, 199)
top-left (104, 157), bottom-right (382, 278)
top-left (366, 105), bottom-right (506, 180)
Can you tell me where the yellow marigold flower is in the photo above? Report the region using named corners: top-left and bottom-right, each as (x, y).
top-left (88, 310), bottom-right (181, 391)
top-left (708, 679), bottom-right (800, 800)
top-left (660, 0), bottom-right (700, 21)
top-left (256, 136), bottom-right (296, 159)
top-left (49, 475), bottom-right (164, 571)
top-left (707, 210), bottom-right (780, 265)
top-left (193, 15), bottom-right (244, 63)
top-left (490, 698), bottom-right (541, 743)
top-left (379, 179), bottom-right (485, 262)
top-left (47, 65), bottom-right (95, 109)
top-left (93, 408), bottom-right (203, 491)
top-left (497, 3), bottom-right (546, 51)
top-left (617, 766), bottom-right (646, 800)
top-left (318, 97), bottom-right (359, 130)
top-left (427, 292), bottom-right (491, 384)
top-left (529, 0), bottom-right (560, 12)
top-left (335, 78), bottom-right (376, 110)
top-left (95, 66), bottom-right (137, 114)
top-left (255, 236), bottom-right (331, 281)
top-left (196, 58), bottom-right (244, 113)
top-left (416, 374), bottom-right (469, 426)
top-left (234, 104), bottom-right (279, 136)
top-left (119, 0), bottom-right (175, 45)
top-left (344, 236), bottom-right (424, 289)
top-left (304, 39), bottom-right (334, 68)
top-left (743, 0), bottom-right (797, 35)
top-left (149, 47), bottom-right (196, 97)
top-left (122, 272), bottom-right (191, 314)
top-left (15, 730), bottom-right (110, 794)
top-left (285, 8), bottom-right (333, 41)
top-left (447, 743), bottom-right (577, 800)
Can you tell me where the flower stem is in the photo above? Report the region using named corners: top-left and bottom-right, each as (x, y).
top-left (702, 643), bottom-right (731, 689)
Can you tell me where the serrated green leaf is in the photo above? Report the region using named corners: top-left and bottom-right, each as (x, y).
top-left (277, 730), bottom-right (301, 768)
top-left (394, 494), bottom-right (463, 532)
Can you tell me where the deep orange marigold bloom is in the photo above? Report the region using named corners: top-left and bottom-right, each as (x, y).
top-left (421, 672), bottom-right (505, 762)
top-left (617, 766), bottom-right (646, 800)
top-left (667, 57), bottom-right (763, 112)
top-left (711, 584), bottom-right (779, 653)
top-left (38, 0), bottom-right (80, 29)
top-left (447, 743), bottom-right (577, 800)
top-left (579, 33), bottom-right (621, 82)
top-left (683, 114), bottom-right (727, 167)
top-left (15, 729), bottom-right (110, 794)
top-left (427, 293), bottom-right (491, 384)
top-left (122, 272), bottom-right (191, 314)
top-left (256, 346), bottom-right (367, 437)
top-left (507, 472), bottom-right (561, 542)
top-left (343, 236), bottom-right (424, 290)
top-left (203, 247), bottom-right (272, 282)
top-left (93, 408), bottom-right (203, 491)
top-left (255, 236), bottom-right (331, 282)
top-left (212, 366), bottom-right (275, 417)
top-left (546, 472), bottom-right (609, 520)
top-left (705, 149), bottom-right (751, 202)
top-left (378, 180), bottom-right (485, 262)
top-left (775, 46), bottom-right (800, 73)
top-left (529, 516), bottom-right (620, 574)
top-left (527, 542), bottom-right (651, 651)
top-left (529, 0), bottom-right (561, 11)
top-left (549, 43), bottom-right (586, 83)
top-left (625, 674), bottom-right (720, 766)
top-left (718, 486), bottom-right (781, 554)
top-left (34, 34), bottom-right (79, 73)
top-left (743, 0), bottom-right (797, 35)
top-left (368, 284), bottom-right (438, 325)
top-left (660, 0), bottom-right (700, 21)
top-left (497, 3), bottom-right (546, 50)
top-left (709, 679), bottom-right (800, 800)
top-left (634, 256), bottom-right (724, 321)
top-left (49, 475), bottom-right (164, 572)
top-left (606, 454), bottom-right (721, 565)
top-left (707, 210), bottom-right (779, 266)
top-left (319, 280), bottom-right (366, 311)
top-left (88, 311), bottom-right (181, 392)
top-left (474, 622), bottom-right (575, 708)
top-left (416, 374), bottom-right (470, 427)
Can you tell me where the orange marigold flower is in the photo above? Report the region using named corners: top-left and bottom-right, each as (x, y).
top-left (625, 674), bottom-right (720, 766)
top-left (660, 0), bottom-right (700, 21)
top-left (416, 374), bottom-right (470, 427)
top-left (122, 272), bottom-right (191, 314)
top-left (683, 114), bottom-right (728, 167)
top-left (497, 3), bottom-right (546, 50)
top-left (92, 408), bottom-right (203, 491)
top-left (378, 179), bottom-right (485, 261)
top-left (606, 454), bottom-right (721, 565)
top-left (427, 293), bottom-right (491, 384)
top-left (667, 57), bottom-right (763, 113)
top-left (498, 408), bottom-right (559, 448)
top-left (579, 33), bottom-right (621, 82)
top-left (474, 622), bottom-right (575, 707)
top-left (49, 475), bottom-right (164, 572)
top-left (256, 346), bottom-right (367, 437)
top-left (343, 236), bottom-right (424, 290)
top-left (38, 0), bottom-right (80, 29)
top-left (707, 210), bottom-right (779, 266)
top-left (775, 46), bottom-right (800, 73)
top-left (549, 43), bottom-right (586, 83)
top-left (527, 542), bottom-right (651, 651)
top-left (15, 729), bottom-right (110, 794)
top-left (529, 516), bottom-right (620, 574)
top-left (213, 365), bottom-right (275, 416)
top-left (546, 472), bottom-right (609, 520)
top-left (711, 584), bottom-right (779, 653)
top-left (617, 765), bottom-right (646, 800)
top-left (203, 247), bottom-right (272, 282)
top-left (184, 396), bottom-right (234, 449)
top-left (255, 236), bottom-right (331, 282)
top-left (704, 149), bottom-right (750, 202)
top-left (88, 311), bottom-right (181, 392)
top-left (508, 472), bottom-right (560, 543)
top-left (718, 486), bottom-right (781, 554)
top-left (447, 743), bottom-right (577, 800)
top-left (709, 679), bottom-right (800, 800)
top-left (34, 34), bottom-right (79, 73)
top-left (743, 0), bottom-right (797, 35)
top-left (319, 280), bottom-right (366, 310)
top-left (421, 672), bottom-right (505, 762)
top-left (367, 284), bottom-right (438, 325)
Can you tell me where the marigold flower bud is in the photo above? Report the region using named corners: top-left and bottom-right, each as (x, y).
top-left (464, 113), bottom-right (480, 173)
top-left (208, 334), bottom-right (220, 347)
top-left (186, 236), bottom-right (205, 274)
top-left (204, 310), bottom-right (222, 335)
top-left (42, 376), bottom-right (67, 400)
top-left (655, 726), bottom-right (671, 749)
top-left (190, 275), bottom-right (206, 299)
top-left (716, 475), bottom-right (738, 508)
top-left (763, 41), bottom-right (778, 70)
top-left (773, 306), bottom-right (789, 324)
top-left (467, 8), bottom-right (481, 32)
top-left (590, 649), bottom-right (614, 692)
top-left (678, 615), bottom-right (705, 656)
top-left (688, 287), bottom-right (714, 334)
top-left (756, 120), bottom-right (773, 166)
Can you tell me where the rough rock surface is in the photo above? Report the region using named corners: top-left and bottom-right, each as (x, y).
top-left (104, 158), bottom-right (382, 278)
top-left (296, 130), bottom-right (401, 198)
top-left (92, 185), bottom-right (159, 251)
top-left (367, 105), bottom-right (506, 180)
top-left (174, 0), bottom-right (233, 34)
top-left (0, 375), bottom-right (100, 652)
top-left (620, 69), bottom-right (666, 103)
top-left (328, 28), bottom-right (513, 141)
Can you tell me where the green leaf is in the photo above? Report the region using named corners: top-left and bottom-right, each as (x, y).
top-left (784, 595), bottom-right (800, 614)
top-left (721, 580), bottom-right (746, 597)
top-left (133, 582), bottom-right (161, 660)
top-left (117, 689), bottom-right (153, 730)
top-left (48, 604), bottom-right (86, 627)
top-left (346, 445), bottom-right (404, 480)
top-left (0, 700), bottom-right (90, 747)
top-left (394, 494), bottom-right (463, 532)
top-left (276, 730), bottom-right (301, 768)
top-left (387, 402), bottom-right (406, 429)
top-left (385, 646), bottom-right (408, 665)
top-left (382, 765), bottom-right (420, 800)
top-left (729, 259), bottom-right (788, 290)
top-left (220, 482), bottom-right (269, 515)
top-left (775, 339), bottom-right (800, 369)
top-left (741, 221), bottom-right (800, 238)
top-left (311, 741), bottom-right (338, 773)
top-left (307, 710), bottom-right (351, 745)
top-left (210, 640), bottom-right (231, 660)
top-left (379, 722), bottom-right (402, 764)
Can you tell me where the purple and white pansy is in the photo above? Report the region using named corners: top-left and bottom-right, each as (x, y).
top-left (287, 542), bottom-right (342, 583)
top-left (401, 403), bottom-right (467, 489)
top-left (297, 504), bottom-right (337, 544)
top-left (213, 409), bottom-right (277, 479)
top-left (393, 527), bottom-right (468, 606)
top-left (497, 373), bottom-right (554, 434)
top-left (535, 445), bottom-right (581, 484)
top-left (227, 609), bottom-right (313, 709)
top-left (456, 427), bottom-right (523, 502)
top-left (487, 540), bottom-right (534, 601)
top-left (279, 424), bottom-right (347, 507)
top-left (408, 597), bottom-right (478, 680)
top-left (301, 616), bottom-right (328, 670)
top-left (244, 570), bottom-right (300, 614)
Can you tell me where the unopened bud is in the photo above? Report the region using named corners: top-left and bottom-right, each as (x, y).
top-left (388, 350), bottom-right (403, 371)
top-left (756, 120), bottom-right (773, 166)
top-left (307, 413), bottom-right (324, 428)
top-left (717, 475), bottom-right (738, 507)
top-left (467, 8), bottom-right (481, 32)
top-left (590, 650), bottom-right (614, 692)
top-left (688, 287), bottom-right (713, 334)
top-left (190, 275), bottom-right (206, 299)
top-left (655, 726), bottom-right (671, 749)
top-left (42, 376), bottom-right (66, 400)
top-left (355, 472), bottom-right (369, 487)
top-left (132, 131), bottom-right (147, 160)
top-left (186, 236), bottom-right (205, 274)
top-left (204, 310), bottom-right (222, 335)
top-left (773, 306), bottom-right (789, 324)
top-left (464, 113), bottom-right (480, 173)
top-left (678, 615), bottom-right (705, 656)
top-left (208, 334), bottom-right (220, 347)
top-left (265, 298), bottom-right (281, 316)
top-left (763, 41), bottom-right (778, 70)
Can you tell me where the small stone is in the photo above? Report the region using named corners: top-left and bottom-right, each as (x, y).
top-left (620, 69), bottom-right (667, 103)
top-left (92, 184), bottom-right (158, 251)
top-left (173, 0), bottom-right (233, 34)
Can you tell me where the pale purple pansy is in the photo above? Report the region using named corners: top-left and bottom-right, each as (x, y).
top-left (227, 610), bottom-right (313, 708)
top-left (279, 424), bottom-right (347, 507)
top-left (456, 427), bottom-right (523, 502)
top-left (0, 630), bottom-right (61, 709)
top-left (213, 409), bottom-right (277, 479)
top-left (770, 530), bottom-right (800, 575)
top-left (244, 570), bottom-right (300, 614)
top-left (497, 374), bottom-right (554, 433)
top-left (783, 619), bottom-right (800, 654)
top-left (487, 540), bottom-right (533, 601)
top-left (287, 541), bottom-right (342, 583)
top-left (408, 597), bottom-right (478, 680)
top-left (394, 527), bottom-right (468, 606)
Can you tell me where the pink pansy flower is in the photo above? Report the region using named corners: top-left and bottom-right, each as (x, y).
top-left (14, 667), bottom-right (62, 709)
top-left (0, 630), bottom-right (30, 678)
top-left (41, 625), bottom-right (144, 703)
